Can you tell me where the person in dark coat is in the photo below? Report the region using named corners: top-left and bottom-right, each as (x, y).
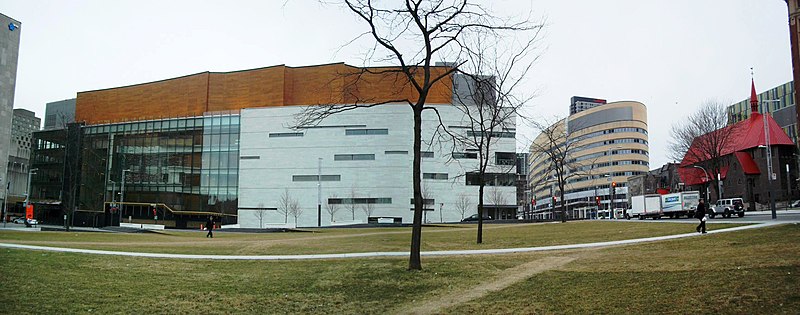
top-left (695, 199), bottom-right (708, 234)
top-left (206, 216), bottom-right (215, 238)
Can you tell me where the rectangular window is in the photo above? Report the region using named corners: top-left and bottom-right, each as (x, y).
top-left (385, 150), bottom-right (409, 155)
top-left (345, 128), bottom-right (389, 135)
top-left (292, 175), bottom-right (341, 182)
top-left (299, 124), bottom-right (366, 129)
top-left (453, 152), bottom-right (477, 159)
top-left (423, 173), bottom-right (448, 180)
top-left (334, 154), bottom-right (375, 161)
top-left (495, 152), bottom-right (516, 165)
top-left (467, 130), bottom-right (515, 138)
top-left (328, 198), bottom-right (392, 204)
top-left (269, 132), bottom-right (304, 138)
top-left (466, 172), bottom-right (515, 186)
top-left (421, 151), bottom-right (434, 158)
top-left (410, 198), bottom-right (435, 205)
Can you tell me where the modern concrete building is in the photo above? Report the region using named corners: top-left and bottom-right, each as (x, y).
top-left (728, 81), bottom-right (796, 145)
top-left (43, 98), bottom-right (76, 130)
top-left (30, 63), bottom-right (516, 228)
top-left (0, 13), bottom-right (21, 213)
top-left (237, 103), bottom-right (516, 227)
top-left (6, 109), bottom-right (40, 205)
top-left (528, 100), bottom-right (649, 219)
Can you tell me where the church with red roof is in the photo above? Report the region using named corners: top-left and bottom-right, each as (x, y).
top-left (678, 80), bottom-right (796, 208)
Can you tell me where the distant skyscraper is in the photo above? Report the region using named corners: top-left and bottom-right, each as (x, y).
top-left (569, 96), bottom-right (607, 115)
top-left (0, 13), bottom-right (21, 207)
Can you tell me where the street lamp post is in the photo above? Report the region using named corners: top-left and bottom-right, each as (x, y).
top-left (762, 100), bottom-right (781, 219)
top-left (120, 169), bottom-right (131, 225)
top-left (23, 168), bottom-right (38, 208)
top-left (787, 164), bottom-right (791, 210)
top-left (317, 158), bottom-right (322, 227)
top-left (0, 175), bottom-right (5, 227)
top-left (692, 165), bottom-right (710, 202)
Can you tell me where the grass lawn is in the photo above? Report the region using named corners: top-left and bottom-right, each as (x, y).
top-left (447, 223), bottom-right (800, 314)
top-left (1, 221), bottom-right (796, 314)
top-left (0, 221), bottom-right (745, 255)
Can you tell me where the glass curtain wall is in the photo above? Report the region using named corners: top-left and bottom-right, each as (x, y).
top-left (78, 114), bottom-right (240, 227)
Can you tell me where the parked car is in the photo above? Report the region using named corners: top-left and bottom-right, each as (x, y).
top-left (26, 218), bottom-right (38, 226)
top-left (791, 200), bottom-right (800, 208)
top-left (461, 214), bottom-right (493, 222)
top-left (710, 198), bottom-right (745, 218)
top-left (12, 217), bottom-right (26, 224)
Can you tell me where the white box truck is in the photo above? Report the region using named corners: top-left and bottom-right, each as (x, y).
top-left (628, 194), bottom-right (663, 220)
top-left (660, 191), bottom-right (700, 219)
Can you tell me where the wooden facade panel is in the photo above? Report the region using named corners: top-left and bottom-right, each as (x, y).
top-left (208, 67), bottom-right (286, 112)
top-left (76, 63), bottom-right (454, 125)
top-left (76, 73), bottom-right (209, 125)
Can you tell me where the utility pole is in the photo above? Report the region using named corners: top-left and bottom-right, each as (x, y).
top-left (317, 158), bottom-right (322, 227)
top-left (787, 164), bottom-right (791, 210)
top-left (120, 169), bottom-right (131, 225)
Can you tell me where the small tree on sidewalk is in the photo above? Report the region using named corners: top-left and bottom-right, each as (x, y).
top-left (326, 193), bottom-right (340, 222)
top-left (455, 193), bottom-right (472, 220)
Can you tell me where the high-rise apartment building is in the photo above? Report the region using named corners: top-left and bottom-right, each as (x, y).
top-left (569, 96), bottom-right (607, 115)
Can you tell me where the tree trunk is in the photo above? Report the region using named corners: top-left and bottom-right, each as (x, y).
top-left (409, 108), bottom-right (424, 270)
top-left (560, 187), bottom-right (567, 223)
top-left (477, 183), bottom-right (485, 244)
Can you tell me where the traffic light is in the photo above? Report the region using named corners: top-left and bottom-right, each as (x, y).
top-left (152, 207), bottom-right (157, 217)
top-left (531, 197), bottom-right (536, 206)
top-left (595, 196), bottom-right (600, 206)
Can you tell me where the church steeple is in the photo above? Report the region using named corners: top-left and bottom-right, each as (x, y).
top-left (750, 75), bottom-right (758, 114)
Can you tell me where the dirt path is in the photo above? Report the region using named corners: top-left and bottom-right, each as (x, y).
top-left (396, 255), bottom-right (577, 315)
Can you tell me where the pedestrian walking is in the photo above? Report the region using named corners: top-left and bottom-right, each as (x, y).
top-left (206, 216), bottom-right (215, 238)
top-left (695, 199), bottom-right (708, 234)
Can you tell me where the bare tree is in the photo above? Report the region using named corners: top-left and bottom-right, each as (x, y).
top-left (528, 118), bottom-right (596, 223)
top-left (277, 189), bottom-right (292, 224)
top-left (668, 101), bottom-right (741, 202)
top-left (325, 193), bottom-right (340, 222)
top-left (487, 186), bottom-right (508, 207)
top-left (455, 193), bottom-right (472, 220)
top-left (433, 33), bottom-right (538, 242)
top-left (360, 201), bottom-right (375, 221)
top-left (288, 198), bottom-right (303, 226)
top-left (254, 202), bottom-right (268, 229)
top-left (295, 0), bottom-right (542, 270)
top-left (348, 187), bottom-right (358, 221)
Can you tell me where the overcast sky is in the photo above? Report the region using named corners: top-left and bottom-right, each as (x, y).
top-left (0, 0), bottom-right (792, 168)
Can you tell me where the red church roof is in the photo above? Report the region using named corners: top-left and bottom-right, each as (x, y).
top-left (678, 112), bottom-right (792, 185)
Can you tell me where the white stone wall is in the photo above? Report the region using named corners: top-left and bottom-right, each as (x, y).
top-left (237, 104), bottom-right (516, 227)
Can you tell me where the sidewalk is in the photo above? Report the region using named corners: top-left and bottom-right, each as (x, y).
top-left (0, 222), bottom-right (786, 260)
